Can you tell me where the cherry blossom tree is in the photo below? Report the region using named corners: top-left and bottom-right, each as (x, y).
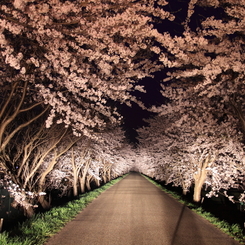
top-left (46, 140), bottom-right (93, 197)
top-left (0, 87), bottom-right (81, 212)
top-left (0, 171), bottom-right (41, 218)
top-left (154, 0), bottom-right (245, 134)
top-left (0, 80), bottom-right (49, 177)
top-left (0, 0), bottom-right (175, 138)
top-left (133, 0), bottom-right (245, 204)
top-left (2, 0), bottom-right (245, 215)
top-left (0, 82), bottom-right (51, 215)
top-left (138, 86), bottom-right (245, 203)
top-left (35, 129), bottom-right (80, 209)
top-left (45, 127), bottom-right (132, 199)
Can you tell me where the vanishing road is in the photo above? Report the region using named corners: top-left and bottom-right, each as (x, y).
top-left (45, 172), bottom-right (240, 245)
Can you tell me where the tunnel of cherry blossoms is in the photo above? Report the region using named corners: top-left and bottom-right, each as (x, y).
top-left (1, 0), bottom-right (245, 221)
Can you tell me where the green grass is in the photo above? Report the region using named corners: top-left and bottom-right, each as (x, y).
top-left (0, 175), bottom-right (126, 245)
top-left (143, 175), bottom-right (245, 244)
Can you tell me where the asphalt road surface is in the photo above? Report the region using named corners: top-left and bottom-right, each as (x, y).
top-left (45, 172), bottom-right (241, 245)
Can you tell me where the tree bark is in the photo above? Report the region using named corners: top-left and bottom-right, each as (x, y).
top-left (71, 148), bottom-right (79, 197)
top-left (85, 175), bottom-right (93, 191)
top-left (38, 194), bottom-right (51, 210)
top-left (37, 134), bottom-right (80, 209)
top-left (79, 157), bottom-right (91, 193)
top-left (95, 177), bottom-right (100, 187)
top-left (193, 157), bottom-right (209, 202)
top-left (11, 199), bottom-right (35, 218)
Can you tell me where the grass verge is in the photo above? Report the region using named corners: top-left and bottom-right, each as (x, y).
top-left (0, 175), bottom-right (126, 245)
top-left (143, 174), bottom-right (245, 244)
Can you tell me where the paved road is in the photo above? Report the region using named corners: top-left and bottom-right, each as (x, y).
top-left (45, 172), bottom-right (241, 245)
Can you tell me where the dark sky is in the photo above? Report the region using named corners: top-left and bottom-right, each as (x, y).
top-left (119, 73), bottom-right (167, 144)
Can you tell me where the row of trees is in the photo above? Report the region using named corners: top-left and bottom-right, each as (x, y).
top-left (136, 0), bottom-right (245, 203)
top-left (0, 0), bottom-right (174, 137)
top-left (0, 0), bottom-right (171, 216)
top-left (1, 0), bottom-right (245, 216)
top-left (0, 78), bottom-right (133, 217)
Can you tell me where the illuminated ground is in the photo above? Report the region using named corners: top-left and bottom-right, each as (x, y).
top-left (45, 172), bottom-right (240, 245)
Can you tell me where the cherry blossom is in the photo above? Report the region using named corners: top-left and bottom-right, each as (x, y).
top-left (0, 0), bottom-right (174, 137)
top-left (2, 0), bottom-right (245, 215)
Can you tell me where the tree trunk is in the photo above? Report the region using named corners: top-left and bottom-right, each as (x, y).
top-left (79, 176), bottom-right (86, 193)
top-left (182, 178), bottom-right (188, 195)
top-left (71, 148), bottom-right (79, 197)
top-left (193, 179), bottom-right (205, 202)
top-left (24, 205), bottom-right (35, 218)
top-left (193, 157), bottom-right (209, 202)
top-left (107, 169), bottom-right (111, 182)
top-left (182, 189), bottom-right (188, 195)
top-left (102, 175), bottom-right (107, 184)
top-left (85, 175), bottom-right (93, 191)
top-left (95, 177), bottom-right (100, 187)
top-left (73, 179), bottom-right (78, 197)
top-left (79, 159), bottom-right (91, 193)
top-left (38, 195), bottom-right (51, 210)
top-left (11, 200), bottom-right (35, 218)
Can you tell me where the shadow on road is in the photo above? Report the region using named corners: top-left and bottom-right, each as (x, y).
top-left (170, 204), bottom-right (186, 245)
top-left (170, 204), bottom-right (205, 245)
